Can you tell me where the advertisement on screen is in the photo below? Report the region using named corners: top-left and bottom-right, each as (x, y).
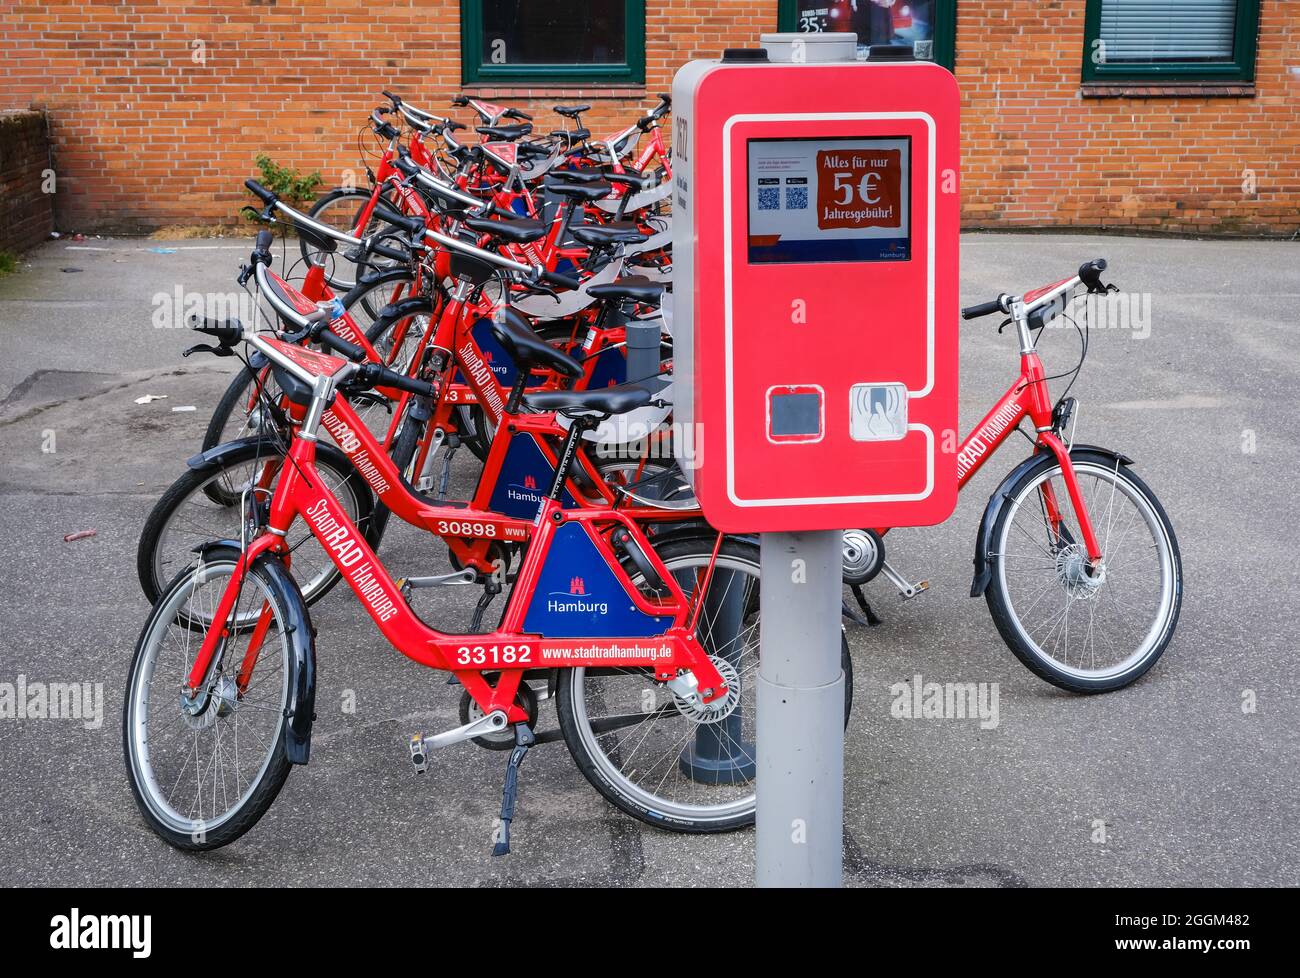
top-left (747, 137), bottom-right (911, 264)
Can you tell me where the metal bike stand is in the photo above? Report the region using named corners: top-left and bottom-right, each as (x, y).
top-left (756, 530), bottom-right (844, 887)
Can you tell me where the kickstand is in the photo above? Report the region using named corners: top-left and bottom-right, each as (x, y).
top-left (436, 443), bottom-right (458, 501)
top-left (842, 584), bottom-right (882, 627)
top-left (492, 724), bottom-right (536, 857)
top-left (469, 579), bottom-right (500, 633)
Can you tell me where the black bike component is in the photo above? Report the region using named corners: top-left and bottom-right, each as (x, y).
top-left (612, 527), bottom-right (667, 595)
top-left (370, 202), bottom-right (427, 238)
top-left (540, 266), bottom-right (582, 291)
top-left (316, 328), bottom-right (367, 362)
top-left (492, 723), bottom-right (536, 856)
top-left (187, 314), bottom-right (243, 346)
top-left (969, 444), bottom-right (1134, 598)
top-left (1078, 258), bottom-right (1110, 294)
top-left (962, 295), bottom-right (1008, 320)
top-left (527, 382), bottom-right (652, 418)
top-left (245, 179), bottom-right (277, 207)
top-left (1052, 396), bottom-right (1078, 439)
top-left (489, 307), bottom-right (584, 378)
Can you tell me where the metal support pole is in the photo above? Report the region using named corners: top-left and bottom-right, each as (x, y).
top-left (756, 530), bottom-right (844, 887)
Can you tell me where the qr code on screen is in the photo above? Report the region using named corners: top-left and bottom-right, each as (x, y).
top-left (757, 188), bottom-right (780, 211)
top-left (785, 186), bottom-right (808, 210)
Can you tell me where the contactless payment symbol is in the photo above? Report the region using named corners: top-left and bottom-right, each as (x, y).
top-left (816, 149), bottom-right (902, 230)
top-left (849, 383), bottom-right (908, 442)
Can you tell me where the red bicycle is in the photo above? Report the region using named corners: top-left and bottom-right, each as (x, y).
top-left (845, 260), bottom-right (1182, 693)
top-left (124, 234), bottom-right (852, 852)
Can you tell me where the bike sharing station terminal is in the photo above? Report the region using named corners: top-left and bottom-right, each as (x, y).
top-left (672, 33), bottom-right (960, 886)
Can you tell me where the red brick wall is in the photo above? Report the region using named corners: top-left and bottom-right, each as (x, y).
top-left (0, 110), bottom-right (55, 251)
top-left (957, 1), bottom-right (1300, 235)
top-left (2, 1), bottom-right (1296, 235)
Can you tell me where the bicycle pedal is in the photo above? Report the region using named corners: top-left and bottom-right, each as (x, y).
top-left (881, 560), bottom-right (929, 601)
top-left (408, 733), bottom-right (429, 774)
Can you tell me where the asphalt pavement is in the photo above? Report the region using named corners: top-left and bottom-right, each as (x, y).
top-left (0, 232), bottom-right (1296, 886)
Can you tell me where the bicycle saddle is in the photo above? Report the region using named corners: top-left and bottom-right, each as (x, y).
top-left (549, 168), bottom-right (605, 184)
top-left (550, 128), bottom-right (591, 143)
top-left (544, 179), bottom-right (613, 203)
top-left (490, 307), bottom-right (583, 378)
top-left (516, 141), bottom-right (553, 159)
top-left (526, 382), bottom-right (652, 418)
top-left (585, 275), bottom-right (663, 304)
top-left (463, 215), bottom-right (547, 244)
top-left (554, 104), bottom-right (591, 119)
top-left (476, 123), bottom-right (533, 140)
top-left (570, 223), bottom-right (646, 247)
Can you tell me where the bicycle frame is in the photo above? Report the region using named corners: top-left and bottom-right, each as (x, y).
top-left (899, 275), bottom-right (1104, 564)
top-left (184, 338), bottom-right (728, 722)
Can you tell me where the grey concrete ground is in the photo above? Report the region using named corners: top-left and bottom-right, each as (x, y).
top-left (0, 233), bottom-right (1296, 887)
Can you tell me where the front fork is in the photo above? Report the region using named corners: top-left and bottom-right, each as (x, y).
top-left (1034, 431), bottom-right (1104, 566)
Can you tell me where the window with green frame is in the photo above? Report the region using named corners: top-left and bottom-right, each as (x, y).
top-left (461, 0), bottom-right (646, 85)
top-left (1082, 0), bottom-right (1260, 83)
top-left (776, 0), bottom-right (956, 70)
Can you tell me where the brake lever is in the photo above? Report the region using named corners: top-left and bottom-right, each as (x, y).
top-left (519, 281), bottom-right (561, 303)
top-left (183, 342), bottom-right (233, 358)
top-left (996, 317), bottom-right (1013, 333)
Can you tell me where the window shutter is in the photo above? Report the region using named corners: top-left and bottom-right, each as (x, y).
top-left (1098, 0), bottom-right (1238, 63)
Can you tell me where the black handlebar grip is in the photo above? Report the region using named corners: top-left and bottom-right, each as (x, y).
top-left (961, 298), bottom-right (1003, 321)
top-left (253, 228), bottom-right (274, 255)
top-left (1078, 258), bottom-right (1107, 280)
top-left (382, 89), bottom-right (401, 105)
top-left (245, 179), bottom-right (277, 206)
top-left (372, 240), bottom-right (414, 263)
top-left (543, 268), bottom-right (582, 291)
top-left (391, 155), bottom-right (421, 177)
top-left (318, 328), bottom-right (367, 363)
top-left (371, 203), bottom-right (426, 237)
top-left (188, 315), bottom-right (243, 345)
top-left (365, 363), bottom-right (437, 398)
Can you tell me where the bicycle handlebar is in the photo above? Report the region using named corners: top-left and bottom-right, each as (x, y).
top-left (962, 296), bottom-right (1007, 320)
top-left (317, 327), bottom-right (366, 362)
top-left (541, 267), bottom-right (582, 291)
top-left (1078, 258), bottom-right (1108, 292)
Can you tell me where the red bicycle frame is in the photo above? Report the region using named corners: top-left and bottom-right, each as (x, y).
top-left (185, 339), bottom-right (728, 722)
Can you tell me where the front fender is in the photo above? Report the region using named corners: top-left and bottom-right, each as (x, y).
top-left (185, 436), bottom-right (355, 483)
top-left (970, 445), bottom-right (1134, 598)
top-left (196, 542), bottom-right (317, 764)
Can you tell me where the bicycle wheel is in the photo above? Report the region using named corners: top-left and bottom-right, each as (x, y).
top-left (137, 440), bottom-right (373, 620)
top-left (301, 187), bottom-right (400, 291)
top-left (556, 534), bottom-right (853, 833)
top-left (124, 553), bottom-right (303, 850)
top-left (985, 449), bottom-right (1182, 693)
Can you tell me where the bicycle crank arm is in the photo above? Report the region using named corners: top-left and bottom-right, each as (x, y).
top-left (396, 568), bottom-right (478, 593)
top-left (880, 560), bottom-right (929, 600)
top-left (411, 709), bottom-right (510, 760)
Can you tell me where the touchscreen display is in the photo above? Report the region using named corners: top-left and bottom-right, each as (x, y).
top-left (747, 137), bottom-right (911, 264)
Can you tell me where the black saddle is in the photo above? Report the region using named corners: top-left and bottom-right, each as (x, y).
top-left (476, 123), bottom-right (532, 141)
top-left (490, 307), bottom-right (583, 379)
top-left (463, 215), bottom-right (547, 244)
top-left (554, 104), bottom-right (591, 119)
top-left (527, 382), bottom-right (652, 418)
top-left (551, 128), bottom-right (591, 143)
top-left (586, 275), bottom-right (663, 304)
top-left (570, 223), bottom-right (647, 247)
top-left (544, 178), bottom-right (613, 203)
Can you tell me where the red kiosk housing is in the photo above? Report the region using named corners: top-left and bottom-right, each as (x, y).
top-left (672, 48), bottom-right (961, 532)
